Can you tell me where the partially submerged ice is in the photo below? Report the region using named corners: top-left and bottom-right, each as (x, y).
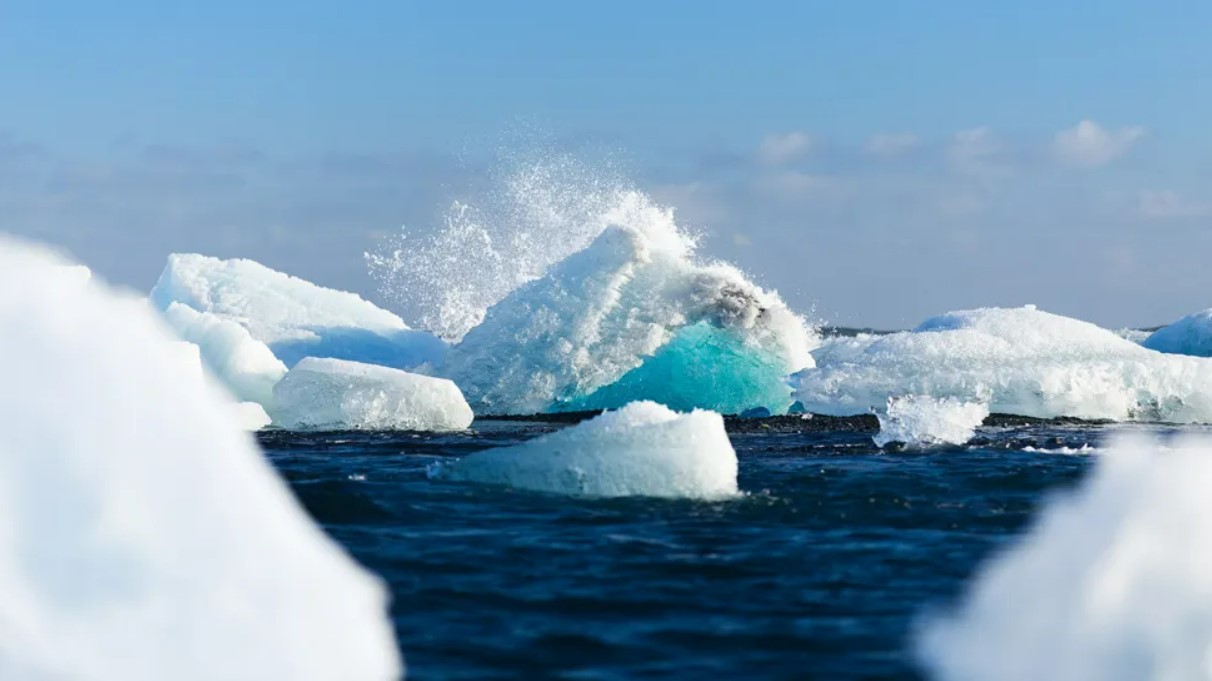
top-left (152, 253), bottom-right (446, 369)
top-left (795, 306), bottom-right (1212, 423)
top-left (439, 202), bottom-right (815, 415)
top-left (917, 434), bottom-right (1212, 681)
top-left (162, 302), bottom-right (287, 406)
top-left (0, 236), bottom-right (401, 680)
top-left (873, 396), bottom-right (989, 448)
top-left (272, 357), bottom-right (473, 431)
top-left (431, 401), bottom-right (738, 498)
top-left (1142, 308), bottom-right (1212, 357)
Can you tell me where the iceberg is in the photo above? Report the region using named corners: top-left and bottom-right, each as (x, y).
top-left (1142, 309), bottom-right (1212, 357)
top-left (431, 401), bottom-right (738, 498)
top-left (272, 357), bottom-right (473, 431)
top-left (873, 396), bottom-right (989, 448)
top-left (795, 306), bottom-right (1212, 423)
top-left (917, 434), bottom-right (1212, 681)
top-left (152, 253), bottom-right (446, 369)
top-left (0, 236), bottom-right (401, 680)
top-left (440, 215), bottom-right (815, 415)
top-left (162, 302), bottom-right (288, 406)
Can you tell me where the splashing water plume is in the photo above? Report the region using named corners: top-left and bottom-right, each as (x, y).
top-left (367, 154), bottom-right (674, 342)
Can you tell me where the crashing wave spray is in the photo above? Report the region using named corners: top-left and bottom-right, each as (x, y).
top-left (366, 152), bottom-right (651, 342)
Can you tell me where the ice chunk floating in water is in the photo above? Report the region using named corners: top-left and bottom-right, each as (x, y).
top-left (152, 253), bottom-right (446, 369)
top-left (873, 396), bottom-right (988, 448)
top-left (1143, 308), bottom-right (1212, 357)
top-left (916, 434), bottom-right (1212, 681)
top-left (432, 401), bottom-right (738, 498)
top-left (439, 195), bottom-right (815, 415)
top-left (0, 237), bottom-right (401, 680)
top-left (162, 301), bottom-right (287, 406)
top-left (273, 357), bottom-right (473, 431)
top-left (795, 306), bottom-right (1212, 423)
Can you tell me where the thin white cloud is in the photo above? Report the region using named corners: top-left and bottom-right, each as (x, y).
top-left (864, 133), bottom-right (920, 158)
top-left (1054, 120), bottom-right (1144, 168)
top-left (946, 127), bottom-right (1002, 174)
top-left (757, 131), bottom-right (814, 165)
top-left (1139, 190), bottom-right (1211, 219)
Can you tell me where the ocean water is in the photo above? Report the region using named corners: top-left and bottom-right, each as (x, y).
top-left (257, 416), bottom-right (1163, 680)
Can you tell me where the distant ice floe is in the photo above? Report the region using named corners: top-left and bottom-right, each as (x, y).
top-left (917, 434), bottom-right (1212, 681)
top-left (431, 401), bottom-right (738, 498)
top-left (0, 236), bottom-right (401, 681)
top-left (1143, 308), bottom-right (1212, 357)
top-left (439, 193), bottom-right (816, 416)
top-left (795, 306), bottom-right (1212, 423)
top-left (873, 396), bottom-right (989, 448)
top-left (152, 253), bottom-right (446, 370)
top-left (273, 357), bottom-right (473, 431)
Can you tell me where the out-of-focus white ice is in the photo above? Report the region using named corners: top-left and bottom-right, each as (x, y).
top-left (431, 401), bottom-right (738, 498)
top-left (272, 357), bottom-right (473, 431)
top-left (162, 302), bottom-right (287, 406)
top-left (0, 236), bottom-right (401, 681)
top-left (152, 253), bottom-right (446, 369)
top-left (232, 401), bottom-right (273, 431)
top-left (917, 434), bottom-right (1212, 681)
top-left (1143, 309), bottom-right (1212, 357)
top-left (439, 194), bottom-right (816, 415)
top-left (873, 396), bottom-right (989, 447)
top-left (795, 306), bottom-right (1212, 423)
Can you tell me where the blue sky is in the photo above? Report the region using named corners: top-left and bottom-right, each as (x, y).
top-left (2, 1), bottom-right (1210, 327)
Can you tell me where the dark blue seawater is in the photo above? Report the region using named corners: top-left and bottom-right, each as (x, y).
top-left (258, 419), bottom-right (1129, 680)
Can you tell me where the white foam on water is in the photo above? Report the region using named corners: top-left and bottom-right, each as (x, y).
top-left (917, 433), bottom-right (1212, 681)
top-left (0, 236), bottom-right (401, 680)
top-left (272, 357), bottom-right (473, 431)
top-left (152, 253), bottom-right (446, 370)
top-left (1143, 309), bottom-right (1212, 357)
top-left (796, 306), bottom-right (1212, 423)
top-left (430, 401), bottom-right (739, 499)
top-left (873, 396), bottom-right (989, 447)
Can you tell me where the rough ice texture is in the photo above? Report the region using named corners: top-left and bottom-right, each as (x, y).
top-left (873, 396), bottom-right (989, 448)
top-left (0, 237), bottom-right (401, 680)
top-left (432, 401), bottom-right (738, 499)
top-left (273, 357), bottom-right (473, 431)
top-left (917, 434), bottom-right (1212, 681)
top-left (1143, 309), bottom-right (1212, 357)
top-left (151, 253), bottom-right (446, 369)
top-left (795, 306), bottom-right (1212, 423)
top-left (1113, 327), bottom-right (1152, 345)
top-left (162, 302), bottom-right (287, 406)
top-left (440, 207), bottom-right (815, 416)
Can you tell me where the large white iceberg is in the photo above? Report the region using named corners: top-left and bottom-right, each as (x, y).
top-left (431, 401), bottom-right (738, 498)
top-left (439, 205), bottom-right (815, 415)
top-left (1142, 309), bottom-right (1212, 357)
top-left (794, 306), bottom-right (1212, 423)
top-left (272, 357), bottom-right (473, 431)
top-left (162, 302), bottom-right (287, 406)
top-left (152, 253), bottom-right (445, 369)
top-left (917, 434), bottom-right (1212, 681)
top-left (0, 237), bottom-right (401, 680)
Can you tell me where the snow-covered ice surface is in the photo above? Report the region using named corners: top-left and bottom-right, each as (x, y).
top-left (795, 306), bottom-right (1212, 423)
top-left (438, 195), bottom-right (815, 416)
top-left (152, 253), bottom-right (446, 369)
top-left (431, 401), bottom-right (738, 498)
top-left (1113, 327), bottom-right (1152, 345)
top-left (873, 396), bottom-right (989, 448)
top-left (162, 302), bottom-right (287, 406)
top-left (1143, 309), bottom-right (1212, 357)
top-left (0, 236), bottom-right (401, 681)
top-left (273, 357), bottom-right (473, 431)
top-left (917, 434), bottom-right (1212, 681)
